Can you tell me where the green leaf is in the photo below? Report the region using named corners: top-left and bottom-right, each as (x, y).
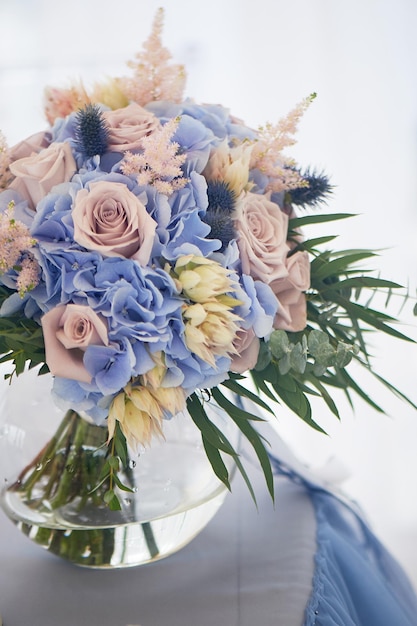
top-left (290, 235), bottom-right (338, 253)
top-left (226, 414), bottom-right (274, 501)
top-left (108, 456), bottom-right (120, 471)
top-left (197, 404), bottom-right (260, 506)
top-left (269, 330), bottom-right (290, 359)
top-left (272, 375), bottom-right (326, 433)
top-left (233, 454), bottom-right (258, 506)
top-left (335, 343), bottom-right (355, 368)
top-left (202, 436), bottom-right (231, 491)
top-left (104, 489), bottom-right (122, 511)
top-left (250, 371), bottom-right (280, 404)
top-left (308, 330), bottom-right (335, 365)
top-left (302, 373), bottom-right (340, 418)
top-left (319, 276), bottom-right (403, 293)
top-left (335, 296), bottom-right (415, 343)
top-left (112, 474), bottom-right (135, 493)
top-left (221, 378), bottom-right (274, 415)
top-left (312, 251), bottom-right (377, 281)
top-left (114, 423), bottom-right (128, 467)
top-left (210, 388), bottom-right (274, 501)
top-left (211, 387), bottom-right (267, 423)
top-left (186, 394), bottom-right (237, 455)
top-left (332, 368), bottom-right (385, 413)
top-left (289, 212), bottom-right (354, 229)
top-left (278, 353), bottom-right (291, 375)
top-left (289, 342), bottom-right (307, 374)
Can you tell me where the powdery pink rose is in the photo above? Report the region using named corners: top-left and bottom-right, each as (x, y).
top-left (229, 328), bottom-right (260, 374)
top-left (9, 142), bottom-right (76, 210)
top-left (103, 103), bottom-right (160, 152)
top-left (41, 304), bottom-right (109, 383)
top-left (72, 181), bottom-right (157, 263)
top-left (234, 192), bottom-right (290, 284)
top-left (270, 251), bottom-right (310, 332)
top-left (9, 131), bottom-right (51, 162)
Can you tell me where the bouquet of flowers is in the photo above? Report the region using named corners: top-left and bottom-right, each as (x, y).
top-left (0, 9), bottom-right (414, 517)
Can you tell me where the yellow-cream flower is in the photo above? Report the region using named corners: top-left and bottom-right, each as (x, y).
top-left (140, 353), bottom-right (166, 389)
top-left (203, 139), bottom-right (253, 196)
top-left (108, 381), bottom-right (186, 450)
top-left (173, 255), bottom-right (237, 303)
top-left (183, 300), bottom-right (240, 366)
top-left (91, 78), bottom-right (130, 111)
top-left (171, 255), bottom-right (242, 366)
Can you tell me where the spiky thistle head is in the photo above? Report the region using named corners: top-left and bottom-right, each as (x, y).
top-left (203, 181), bottom-right (237, 250)
top-left (289, 167), bottom-right (333, 208)
top-left (75, 104), bottom-right (109, 157)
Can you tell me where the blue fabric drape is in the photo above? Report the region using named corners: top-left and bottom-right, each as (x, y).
top-left (269, 455), bottom-right (417, 626)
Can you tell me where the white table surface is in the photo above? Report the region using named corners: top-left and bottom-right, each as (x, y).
top-left (0, 464), bottom-right (317, 626)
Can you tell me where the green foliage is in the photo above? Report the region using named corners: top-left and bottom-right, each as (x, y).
top-left (186, 390), bottom-right (274, 505)
top-left (248, 212), bottom-right (417, 443)
top-left (91, 422), bottom-right (134, 510)
top-left (0, 286), bottom-right (46, 379)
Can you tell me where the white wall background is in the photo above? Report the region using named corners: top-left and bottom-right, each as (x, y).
top-left (1, 0), bottom-right (417, 587)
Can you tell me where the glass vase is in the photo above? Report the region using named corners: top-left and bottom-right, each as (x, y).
top-left (0, 368), bottom-right (238, 568)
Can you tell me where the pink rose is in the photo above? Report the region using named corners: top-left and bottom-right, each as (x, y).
top-left (72, 181), bottom-right (157, 263)
top-left (103, 103), bottom-right (160, 152)
top-left (230, 328), bottom-right (260, 374)
top-left (270, 251), bottom-right (310, 332)
top-left (9, 131), bottom-right (51, 162)
top-left (9, 141), bottom-right (76, 210)
top-left (234, 192), bottom-right (290, 284)
top-left (41, 304), bottom-right (109, 383)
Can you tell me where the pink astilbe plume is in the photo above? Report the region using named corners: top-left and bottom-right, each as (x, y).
top-left (250, 93), bottom-right (316, 193)
top-left (121, 117), bottom-right (188, 195)
top-left (118, 8), bottom-right (186, 106)
top-left (0, 202), bottom-right (40, 295)
top-left (0, 131), bottom-right (12, 190)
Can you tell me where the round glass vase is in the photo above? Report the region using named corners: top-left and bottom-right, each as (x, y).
top-left (0, 368), bottom-right (239, 569)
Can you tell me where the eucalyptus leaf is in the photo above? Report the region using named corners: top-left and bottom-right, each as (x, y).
top-left (280, 353), bottom-right (293, 375)
top-left (269, 330), bottom-right (290, 359)
top-left (289, 342), bottom-right (307, 374)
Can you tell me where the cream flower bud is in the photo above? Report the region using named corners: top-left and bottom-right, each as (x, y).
top-left (223, 144), bottom-right (253, 197)
top-left (203, 140), bottom-right (253, 196)
top-left (108, 382), bottom-right (186, 450)
top-left (183, 300), bottom-right (240, 366)
top-left (173, 255), bottom-right (237, 303)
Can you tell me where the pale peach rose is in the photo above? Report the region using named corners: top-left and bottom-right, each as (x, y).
top-left (72, 181), bottom-right (157, 263)
top-left (43, 83), bottom-right (90, 125)
top-left (41, 304), bottom-right (109, 383)
top-left (234, 192), bottom-right (290, 284)
top-left (9, 131), bottom-right (51, 163)
top-left (103, 103), bottom-right (160, 152)
top-left (229, 327), bottom-right (260, 373)
top-left (9, 142), bottom-right (76, 210)
top-left (270, 251), bottom-right (310, 332)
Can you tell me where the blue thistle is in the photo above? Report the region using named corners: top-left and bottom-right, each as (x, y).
top-left (290, 167), bottom-right (333, 209)
top-left (207, 180), bottom-right (236, 213)
top-left (203, 181), bottom-right (236, 250)
top-left (75, 104), bottom-right (109, 157)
